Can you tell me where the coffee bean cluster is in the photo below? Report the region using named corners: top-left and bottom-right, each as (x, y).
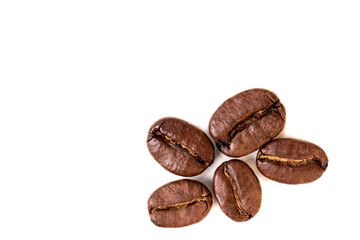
top-left (146, 88), bottom-right (328, 228)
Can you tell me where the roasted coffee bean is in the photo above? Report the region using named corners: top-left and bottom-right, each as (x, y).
top-left (209, 88), bottom-right (286, 157)
top-left (148, 179), bottom-right (213, 228)
top-left (256, 138), bottom-right (328, 184)
top-left (213, 160), bottom-right (262, 222)
top-left (147, 117), bottom-right (214, 177)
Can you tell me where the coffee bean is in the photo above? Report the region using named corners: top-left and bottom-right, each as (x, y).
top-left (147, 117), bottom-right (215, 177)
top-left (213, 159), bottom-right (262, 222)
top-left (256, 138), bottom-right (328, 184)
top-left (148, 179), bottom-right (213, 228)
top-left (209, 88), bottom-right (286, 157)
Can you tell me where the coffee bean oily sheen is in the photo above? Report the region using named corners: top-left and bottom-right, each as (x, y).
top-left (147, 117), bottom-right (215, 177)
top-left (256, 138), bottom-right (328, 184)
top-left (213, 160), bottom-right (262, 222)
top-left (148, 179), bottom-right (213, 228)
top-left (209, 88), bottom-right (286, 157)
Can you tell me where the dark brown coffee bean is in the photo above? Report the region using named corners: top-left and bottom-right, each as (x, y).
top-left (209, 88), bottom-right (286, 157)
top-left (148, 179), bottom-right (212, 228)
top-left (213, 160), bottom-right (262, 222)
top-left (256, 138), bottom-right (328, 184)
top-left (147, 117), bottom-right (214, 177)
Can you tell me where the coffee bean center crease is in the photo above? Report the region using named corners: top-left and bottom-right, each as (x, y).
top-left (257, 153), bottom-right (326, 170)
top-left (217, 98), bottom-right (283, 150)
top-left (223, 163), bottom-right (252, 219)
top-left (151, 127), bottom-right (209, 165)
top-left (149, 194), bottom-right (211, 214)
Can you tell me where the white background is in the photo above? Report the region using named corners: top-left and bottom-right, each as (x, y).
top-left (1, 1), bottom-right (359, 239)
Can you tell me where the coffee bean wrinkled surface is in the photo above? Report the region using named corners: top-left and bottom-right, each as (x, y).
top-left (256, 138), bottom-right (328, 184)
top-left (146, 88), bottom-right (328, 227)
top-left (213, 160), bottom-right (262, 222)
top-left (148, 179), bottom-right (212, 228)
top-left (147, 117), bottom-right (214, 177)
top-left (209, 88), bottom-right (286, 157)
